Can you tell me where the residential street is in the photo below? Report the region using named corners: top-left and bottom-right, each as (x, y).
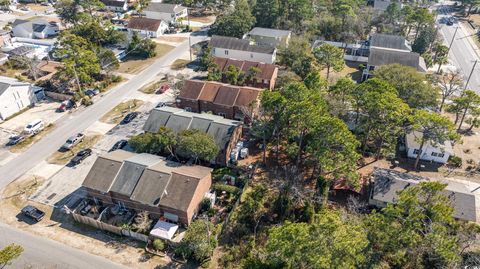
top-left (436, 1), bottom-right (480, 93)
top-left (0, 222), bottom-right (128, 269)
top-left (0, 33), bottom-right (207, 190)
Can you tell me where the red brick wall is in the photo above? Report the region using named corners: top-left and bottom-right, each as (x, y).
top-left (176, 97), bottom-right (200, 112)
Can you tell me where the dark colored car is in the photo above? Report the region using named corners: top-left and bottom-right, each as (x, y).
top-left (84, 89), bottom-right (99, 97)
top-left (6, 135), bottom-right (25, 146)
top-left (69, 148), bottom-right (92, 166)
top-left (120, 112), bottom-right (139, 125)
top-left (109, 140), bottom-right (128, 152)
top-left (21, 205), bottom-right (45, 222)
top-left (446, 19), bottom-right (454, 26)
top-left (57, 100), bottom-right (76, 112)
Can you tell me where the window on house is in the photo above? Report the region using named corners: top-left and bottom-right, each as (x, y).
top-left (251, 53), bottom-right (253, 58)
top-left (218, 112), bottom-right (226, 117)
top-left (438, 153), bottom-right (445, 158)
top-left (431, 152), bottom-right (438, 157)
top-left (185, 107), bottom-right (192, 112)
top-left (413, 149), bottom-right (420, 155)
top-left (225, 50), bottom-right (229, 55)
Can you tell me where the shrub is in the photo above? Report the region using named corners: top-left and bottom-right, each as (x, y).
top-left (81, 96), bottom-right (93, 106)
top-left (152, 239), bottom-right (165, 251)
top-left (213, 183), bottom-right (241, 196)
top-left (448, 156), bottom-right (462, 168)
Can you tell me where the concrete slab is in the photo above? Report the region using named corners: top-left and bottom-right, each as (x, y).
top-left (25, 160), bottom-right (63, 179)
top-left (0, 101), bottom-right (62, 133)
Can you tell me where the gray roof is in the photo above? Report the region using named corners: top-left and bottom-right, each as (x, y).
top-left (368, 47), bottom-right (421, 70)
top-left (0, 82), bottom-right (10, 96)
top-left (373, 0), bottom-right (392, 11)
top-left (406, 131), bottom-right (454, 155)
top-left (145, 3), bottom-right (186, 13)
top-left (12, 18), bottom-right (50, 35)
top-left (370, 33), bottom-right (410, 50)
top-left (82, 150), bottom-right (212, 213)
top-left (143, 107), bottom-right (242, 151)
top-left (210, 35), bottom-right (275, 54)
top-left (371, 168), bottom-right (480, 222)
top-left (247, 27), bottom-right (291, 38)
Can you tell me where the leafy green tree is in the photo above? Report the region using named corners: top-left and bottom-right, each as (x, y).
top-left (209, 0), bottom-right (256, 38)
top-left (236, 184), bottom-right (268, 239)
top-left (129, 127), bottom-right (177, 155)
top-left (54, 33), bottom-right (101, 89)
top-left (313, 43), bottom-right (345, 81)
top-left (253, 0), bottom-right (279, 28)
top-left (177, 129), bottom-right (219, 163)
top-left (0, 0), bottom-right (10, 11)
top-left (385, 2), bottom-right (402, 24)
top-left (411, 110), bottom-right (458, 169)
top-left (463, 0), bottom-right (480, 16)
top-left (329, 76), bottom-right (356, 105)
top-left (373, 64), bottom-right (439, 109)
top-left (0, 244), bottom-right (23, 268)
top-left (246, 210), bottom-right (369, 269)
top-left (55, 0), bottom-right (82, 26)
top-left (176, 220), bottom-right (217, 263)
top-left (97, 48), bottom-right (119, 72)
top-left (277, 0), bottom-right (314, 32)
top-left (128, 32), bottom-right (157, 58)
top-left (466, 107), bottom-right (480, 132)
top-left (454, 90), bottom-right (480, 131)
top-left (278, 37), bottom-right (316, 78)
top-left (366, 181), bottom-right (476, 268)
top-left (198, 47), bottom-right (215, 72)
top-left (357, 78), bottom-right (410, 158)
top-left (225, 64), bottom-right (241, 85)
top-left (412, 25), bottom-right (436, 54)
top-left (303, 71), bottom-right (327, 92)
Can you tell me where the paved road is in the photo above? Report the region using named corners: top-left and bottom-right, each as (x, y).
top-left (0, 222), bottom-right (129, 269)
top-left (0, 33), bottom-right (207, 190)
top-left (436, 2), bottom-right (480, 93)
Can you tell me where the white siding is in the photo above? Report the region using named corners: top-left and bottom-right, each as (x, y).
top-left (406, 145), bottom-right (450, 164)
top-left (212, 47), bottom-right (276, 64)
top-left (144, 9), bottom-right (187, 23)
top-left (0, 85), bottom-right (36, 120)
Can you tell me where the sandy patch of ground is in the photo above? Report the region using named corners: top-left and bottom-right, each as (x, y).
top-left (155, 36), bottom-right (188, 43)
top-left (319, 61), bottom-right (363, 83)
top-left (0, 101), bottom-right (62, 133)
top-left (100, 99), bottom-right (144, 124)
top-left (117, 44), bottom-right (175, 74)
top-left (0, 174), bottom-right (169, 269)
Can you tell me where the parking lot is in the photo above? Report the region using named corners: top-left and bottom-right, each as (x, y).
top-left (29, 91), bottom-right (175, 208)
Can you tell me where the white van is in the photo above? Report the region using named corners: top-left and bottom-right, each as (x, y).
top-left (24, 119), bottom-right (44, 135)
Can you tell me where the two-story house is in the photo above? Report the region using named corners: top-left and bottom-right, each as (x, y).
top-left (0, 76), bottom-right (43, 121)
top-left (12, 19), bottom-right (59, 39)
top-left (243, 27), bottom-right (291, 48)
top-left (176, 80), bottom-right (263, 123)
top-left (210, 35), bottom-right (277, 64)
top-left (101, 0), bottom-right (128, 12)
top-left (213, 57), bottom-right (278, 90)
top-left (127, 17), bottom-right (168, 38)
top-left (143, 3), bottom-right (188, 24)
top-left (405, 131), bottom-right (453, 164)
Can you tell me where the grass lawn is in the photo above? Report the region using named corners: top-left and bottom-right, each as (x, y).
top-left (171, 59), bottom-right (190, 70)
top-left (189, 15), bottom-right (216, 24)
top-left (47, 135), bottom-right (102, 165)
top-left (117, 44), bottom-right (175, 74)
top-left (100, 99), bottom-right (144, 124)
top-left (10, 123), bottom-right (55, 153)
top-left (319, 61), bottom-right (363, 83)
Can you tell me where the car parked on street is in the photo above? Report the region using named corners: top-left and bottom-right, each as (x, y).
top-left (155, 84), bottom-right (170, 94)
top-left (6, 135), bottom-right (25, 146)
top-left (61, 133), bottom-right (85, 150)
top-left (21, 205), bottom-right (45, 222)
top-left (24, 119), bottom-right (44, 135)
top-left (69, 148), bottom-right (92, 166)
top-left (84, 88), bottom-right (99, 97)
top-left (120, 112), bottom-right (138, 125)
top-left (109, 139), bottom-right (128, 152)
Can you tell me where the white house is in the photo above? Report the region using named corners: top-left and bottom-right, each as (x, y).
top-left (144, 3), bottom-right (188, 24)
top-left (243, 27), bottom-right (292, 48)
top-left (210, 35), bottom-right (277, 64)
top-left (405, 131), bottom-right (453, 164)
top-left (12, 19), bottom-right (59, 39)
top-left (0, 76), bottom-right (41, 121)
top-left (127, 17), bottom-right (168, 38)
top-left (101, 0), bottom-right (128, 12)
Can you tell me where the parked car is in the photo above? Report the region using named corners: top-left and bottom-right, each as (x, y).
top-left (69, 148), bottom-right (92, 166)
top-left (155, 101), bottom-right (174, 108)
top-left (84, 88), bottom-right (99, 97)
top-left (109, 139), bottom-right (128, 152)
top-left (447, 19), bottom-right (454, 26)
top-left (61, 133), bottom-right (85, 150)
top-left (57, 100), bottom-right (76, 112)
top-left (155, 84), bottom-right (170, 94)
top-left (24, 119), bottom-right (44, 135)
top-left (6, 135), bottom-right (25, 146)
top-left (21, 205), bottom-right (45, 222)
top-left (120, 112), bottom-right (139, 125)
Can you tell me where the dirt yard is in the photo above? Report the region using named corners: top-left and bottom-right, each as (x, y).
top-left (319, 61), bottom-right (363, 83)
top-left (0, 175), bottom-right (170, 269)
top-left (100, 99), bottom-right (144, 124)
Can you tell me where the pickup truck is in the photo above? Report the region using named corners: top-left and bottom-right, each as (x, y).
top-left (61, 133), bottom-right (85, 150)
top-left (21, 205), bottom-right (45, 222)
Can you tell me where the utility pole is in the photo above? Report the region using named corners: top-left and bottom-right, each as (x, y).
top-left (187, 8), bottom-right (192, 61)
top-left (447, 26), bottom-right (459, 55)
top-left (465, 60), bottom-right (478, 90)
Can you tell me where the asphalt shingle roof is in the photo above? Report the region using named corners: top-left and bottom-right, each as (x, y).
top-left (247, 27), bottom-right (291, 38)
top-left (210, 35), bottom-right (275, 54)
top-left (368, 47), bottom-right (420, 69)
top-left (127, 17), bottom-right (162, 32)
